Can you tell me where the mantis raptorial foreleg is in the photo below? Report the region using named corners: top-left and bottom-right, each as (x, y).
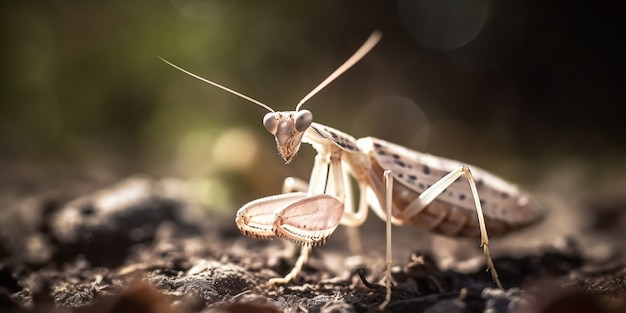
top-left (271, 149), bottom-right (332, 286)
top-left (267, 146), bottom-right (366, 286)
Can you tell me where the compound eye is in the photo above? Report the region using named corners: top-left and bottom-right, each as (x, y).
top-left (294, 110), bottom-right (313, 132)
top-left (263, 113), bottom-right (278, 135)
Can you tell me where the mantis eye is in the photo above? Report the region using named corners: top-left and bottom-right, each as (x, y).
top-left (294, 110), bottom-right (313, 132)
top-left (263, 113), bottom-right (278, 135)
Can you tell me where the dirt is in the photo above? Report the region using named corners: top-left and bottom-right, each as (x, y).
top-left (0, 175), bottom-right (624, 313)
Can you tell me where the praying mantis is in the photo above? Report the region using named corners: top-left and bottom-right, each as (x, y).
top-left (161, 31), bottom-right (544, 309)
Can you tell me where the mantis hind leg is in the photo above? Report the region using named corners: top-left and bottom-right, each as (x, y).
top-left (400, 165), bottom-right (503, 289)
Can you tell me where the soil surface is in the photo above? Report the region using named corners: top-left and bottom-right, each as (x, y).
top-left (0, 175), bottom-right (624, 313)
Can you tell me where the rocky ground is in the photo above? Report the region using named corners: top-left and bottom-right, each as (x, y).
top-left (0, 175), bottom-right (624, 313)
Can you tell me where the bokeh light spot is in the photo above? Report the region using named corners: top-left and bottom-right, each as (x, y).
top-left (398, 0), bottom-right (489, 50)
top-left (212, 127), bottom-right (259, 171)
top-left (351, 96), bottom-right (429, 149)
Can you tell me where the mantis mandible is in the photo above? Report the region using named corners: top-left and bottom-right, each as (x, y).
top-left (161, 31), bottom-right (544, 309)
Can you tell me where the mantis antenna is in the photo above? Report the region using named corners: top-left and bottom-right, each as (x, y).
top-left (295, 31), bottom-right (382, 111)
top-left (159, 56), bottom-right (275, 113)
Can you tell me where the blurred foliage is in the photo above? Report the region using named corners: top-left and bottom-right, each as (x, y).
top-left (0, 1), bottom-right (623, 212)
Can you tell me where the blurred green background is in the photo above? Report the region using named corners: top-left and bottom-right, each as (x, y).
top-left (0, 1), bottom-right (623, 213)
